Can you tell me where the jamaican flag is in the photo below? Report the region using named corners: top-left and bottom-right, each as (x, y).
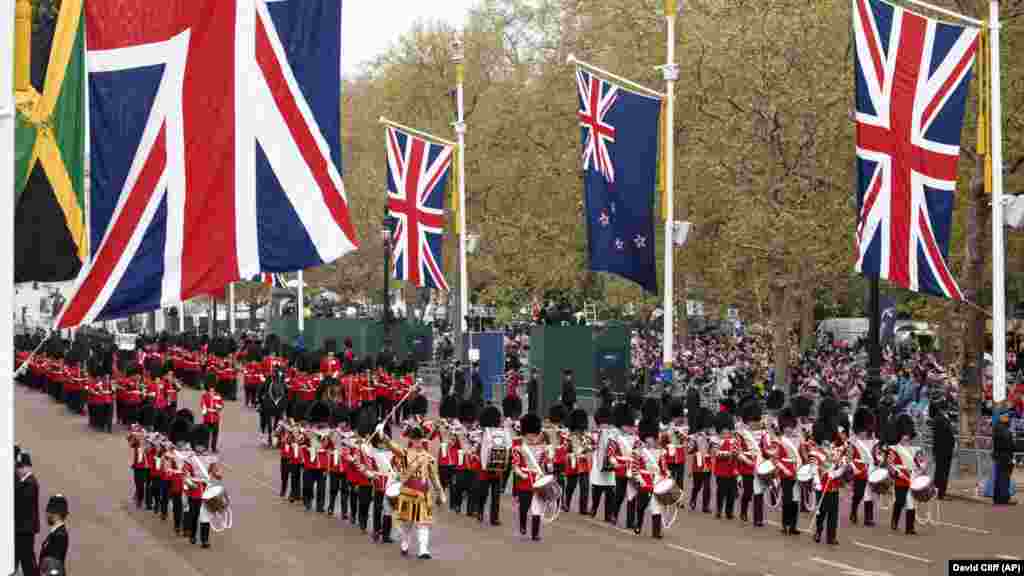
top-left (15, 0), bottom-right (86, 283)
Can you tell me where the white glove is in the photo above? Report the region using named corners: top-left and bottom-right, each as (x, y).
top-left (375, 423), bottom-right (385, 436)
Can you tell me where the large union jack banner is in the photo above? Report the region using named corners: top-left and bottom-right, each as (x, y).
top-left (57, 0), bottom-right (358, 328)
top-left (853, 0), bottom-right (978, 300)
top-left (385, 126), bottom-right (453, 291)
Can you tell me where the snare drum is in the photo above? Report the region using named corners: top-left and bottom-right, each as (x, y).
top-left (533, 474), bottom-right (560, 504)
top-left (756, 460), bottom-right (776, 482)
top-left (910, 475), bottom-right (935, 503)
top-left (653, 478), bottom-right (684, 508)
top-left (385, 480), bottom-right (402, 507)
top-left (868, 468), bottom-right (891, 494)
top-left (796, 464), bottom-right (815, 485)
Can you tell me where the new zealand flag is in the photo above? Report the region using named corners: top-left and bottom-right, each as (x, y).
top-left (576, 67), bottom-right (660, 293)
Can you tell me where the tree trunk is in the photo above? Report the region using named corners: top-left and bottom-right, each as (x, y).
top-left (771, 278), bottom-right (790, 394)
top-left (678, 273), bottom-right (689, 348)
top-left (960, 156), bottom-right (987, 449)
top-left (799, 289), bottom-right (815, 352)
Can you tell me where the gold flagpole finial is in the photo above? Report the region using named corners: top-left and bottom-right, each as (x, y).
top-left (15, 0), bottom-right (32, 93)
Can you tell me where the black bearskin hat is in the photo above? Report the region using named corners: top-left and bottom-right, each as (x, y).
top-left (766, 388), bottom-right (785, 410)
top-left (626, 387), bottom-right (644, 412)
top-left (170, 417), bottom-right (192, 444)
top-left (480, 405), bottom-right (502, 428)
top-left (266, 333), bottom-right (281, 356)
top-left (440, 395), bottom-right (458, 419)
top-left (520, 413), bottom-right (542, 436)
top-left (671, 399), bottom-right (685, 420)
top-left (357, 406), bottom-right (376, 437)
top-left (892, 413), bottom-right (916, 441)
top-left (205, 372), bottom-right (218, 390)
top-left (817, 397), bottom-right (839, 425)
top-left (176, 408), bottom-right (195, 425)
top-left (594, 405), bottom-right (612, 426)
top-left (642, 397), bottom-right (661, 423)
top-left (190, 424), bottom-right (210, 450)
top-left (290, 400), bottom-right (308, 422)
top-left (715, 412), bottom-right (735, 433)
top-left (569, 408), bottom-right (589, 432)
top-left (152, 410), bottom-right (169, 435)
top-left (639, 418), bottom-right (660, 442)
top-left (502, 396), bottom-right (523, 420)
top-left (147, 358), bottom-right (163, 378)
top-left (687, 402), bottom-right (704, 431)
top-left (458, 400), bottom-right (478, 424)
top-left (777, 407), bottom-right (797, 431)
top-left (410, 395), bottom-right (429, 417)
top-left (139, 405), bottom-right (156, 428)
top-left (46, 494), bottom-right (69, 517)
top-left (739, 397), bottom-right (762, 423)
top-left (686, 387), bottom-right (701, 418)
top-left (613, 403), bottom-right (634, 429)
top-left (548, 403), bottom-right (565, 425)
top-left (307, 401), bottom-right (332, 425)
top-left (813, 416), bottom-right (834, 445)
top-left (853, 407), bottom-right (874, 435)
top-left (791, 395), bottom-right (813, 419)
top-left (324, 338), bottom-right (337, 354)
top-left (332, 404), bottom-right (350, 427)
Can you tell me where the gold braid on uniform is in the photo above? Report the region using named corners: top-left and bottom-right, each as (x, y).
top-left (387, 440), bottom-right (443, 524)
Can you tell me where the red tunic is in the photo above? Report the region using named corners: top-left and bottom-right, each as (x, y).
top-left (631, 447), bottom-right (668, 492)
top-left (201, 391), bottom-right (224, 425)
top-left (714, 436), bottom-right (739, 478)
top-left (512, 443), bottom-right (548, 493)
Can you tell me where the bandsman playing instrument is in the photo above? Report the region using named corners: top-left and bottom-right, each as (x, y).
top-left (368, 425), bottom-right (396, 543)
top-left (183, 424), bottom-right (223, 548)
top-left (688, 407), bottom-right (713, 514)
top-left (512, 413), bottom-right (550, 541)
top-left (452, 401), bottom-right (479, 515)
top-left (771, 407), bottom-right (803, 535)
top-left (288, 403), bottom-right (307, 503)
top-left (849, 406), bottom-right (877, 526)
top-left (545, 404), bottom-right (569, 498)
top-left (377, 418), bottom-right (446, 559)
top-left (736, 397), bottom-right (767, 526)
top-left (609, 403), bottom-right (638, 528)
top-left (327, 405), bottom-right (352, 520)
top-left (886, 413), bottom-right (926, 535)
top-left (476, 404), bottom-right (506, 526)
top-left (564, 408), bottom-right (593, 515)
top-left (589, 405), bottom-right (616, 522)
top-left (811, 399), bottom-right (844, 545)
top-left (351, 407), bottom-right (376, 533)
top-left (632, 418), bottom-right (669, 538)
top-left (713, 410), bottom-right (739, 520)
top-left (275, 418), bottom-right (295, 499)
top-left (167, 415), bottom-right (192, 536)
top-left (661, 400), bottom-right (687, 493)
top-left (433, 396), bottom-right (460, 503)
top-left (303, 402), bottom-right (332, 514)
top-left (502, 396), bottom-right (524, 495)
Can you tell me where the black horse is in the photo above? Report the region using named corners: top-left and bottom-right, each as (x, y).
top-left (258, 366), bottom-right (289, 446)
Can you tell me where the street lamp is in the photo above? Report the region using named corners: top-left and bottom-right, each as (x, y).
top-left (380, 218), bottom-right (394, 335)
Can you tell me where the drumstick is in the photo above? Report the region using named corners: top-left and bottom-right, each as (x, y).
top-left (369, 387), bottom-right (417, 443)
top-left (13, 332), bottom-right (53, 379)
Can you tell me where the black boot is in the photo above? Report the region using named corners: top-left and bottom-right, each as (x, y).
top-left (531, 515), bottom-right (541, 541)
top-left (864, 502), bottom-right (875, 527)
top-left (753, 495), bottom-right (764, 527)
top-left (891, 506), bottom-right (900, 531)
top-left (382, 516), bottom-right (394, 543)
top-left (634, 511), bottom-right (644, 536)
top-left (652, 514), bottom-right (663, 539)
top-left (200, 523), bottom-right (211, 549)
top-left (849, 509), bottom-right (858, 525)
top-left (905, 510), bottom-right (916, 535)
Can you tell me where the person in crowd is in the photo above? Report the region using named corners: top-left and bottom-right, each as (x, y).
top-left (931, 401), bottom-right (956, 500)
top-left (15, 450), bottom-right (39, 576)
top-left (992, 406), bottom-right (1016, 506)
top-left (39, 494), bottom-right (70, 567)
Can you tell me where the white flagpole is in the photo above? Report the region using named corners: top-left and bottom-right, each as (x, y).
top-left (228, 282), bottom-right (236, 334)
top-left (661, 0), bottom-right (678, 377)
top-left (454, 38), bottom-right (469, 358)
top-left (297, 270), bottom-right (305, 334)
top-left (990, 0), bottom-right (1006, 403)
top-left (1, 0), bottom-right (17, 571)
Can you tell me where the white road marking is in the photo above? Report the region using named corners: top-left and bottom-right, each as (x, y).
top-left (668, 544), bottom-right (737, 567)
top-left (853, 541), bottom-right (931, 564)
top-left (583, 517), bottom-right (633, 536)
top-left (930, 520), bottom-right (991, 534)
top-left (811, 557), bottom-right (893, 576)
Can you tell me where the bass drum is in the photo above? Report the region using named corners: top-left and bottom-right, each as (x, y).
top-left (201, 485), bottom-right (233, 532)
top-left (756, 460), bottom-right (776, 482)
top-left (653, 478), bottom-right (684, 508)
top-left (796, 464), bottom-right (815, 485)
top-left (385, 480), bottom-right (402, 507)
top-left (532, 474), bottom-right (562, 524)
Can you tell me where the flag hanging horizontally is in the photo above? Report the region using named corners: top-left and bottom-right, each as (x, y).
top-left (57, 0), bottom-right (358, 328)
top-left (853, 0), bottom-right (978, 300)
top-left (575, 66), bottom-right (661, 294)
top-left (14, 0), bottom-right (87, 283)
top-left (385, 126), bottom-right (453, 291)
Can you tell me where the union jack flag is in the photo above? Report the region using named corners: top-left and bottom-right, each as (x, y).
top-left (853, 0), bottom-right (978, 300)
top-left (577, 68), bottom-right (619, 184)
top-left (56, 0), bottom-right (358, 328)
top-left (385, 126), bottom-right (453, 291)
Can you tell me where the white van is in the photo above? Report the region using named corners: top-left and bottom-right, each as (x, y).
top-left (816, 318), bottom-right (869, 346)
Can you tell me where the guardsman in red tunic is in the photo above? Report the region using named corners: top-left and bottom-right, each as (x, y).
top-left (772, 407), bottom-right (803, 535)
top-left (687, 406), bottom-right (713, 514)
top-left (736, 397), bottom-right (765, 526)
top-left (475, 405), bottom-right (505, 526)
top-left (512, 413), bottom-right (549, 541)
top-left (304, 402), bottom-right (332, 514)
top-left (609, 403), bottom-right (637, 528)
top-left (167, 417), bottom-right (191, 535)
top-left (163, 374), bottom-right (181, 419)
top-left (351, 407), bottom-right (376, 533)
top-left (886, 413), bottom-right (923, 535)
top-left (201, 380), bottom-right (224, 453)
top-left (452, 401), bottom-right (479, 516)
top-left (128, 426), bottom-right (149, 509)
top-left (713, 411), bottom-right (739, 520)
top-left (328, 407), bottom-right (351, 519)
top-left (632, 418), bottom-right (669, 538)
top-left (848, 407), bottom-right (877, 526)
top-left (320, 339), bottom-right (340, 376)
top-left (276, 418), bottom-right (294, 499)
top-left (563, 408), bottom-right (592, 515)
top-left (811, 415), bottom-right (842, 546)
top-left (434, 396), bottom-right (459, 501)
